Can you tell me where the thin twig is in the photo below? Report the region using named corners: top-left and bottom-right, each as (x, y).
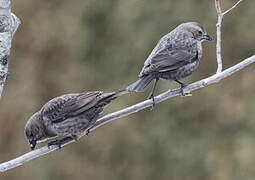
top-left (215, 15), bottom-right (223, 74)
top-left (214, 0), bottom-right (244, 73)
top-left (215, 0), bottom-right (223, 73)
top-left (215, 0), bottom-right (222, 14)
top-left (0, 55), bottom-right (255, 172)
top-left (223, 0), bottom-right (244, 15)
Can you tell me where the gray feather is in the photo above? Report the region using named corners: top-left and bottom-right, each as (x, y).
top-left (126, 73), bottom-right (155, 92)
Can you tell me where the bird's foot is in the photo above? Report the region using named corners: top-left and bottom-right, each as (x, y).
top-left (71, 134), bottom-right (79, 141)
top-left (47, 136), bottom-right (73, 149)
top-left (86, 129), bottom-right (90, 136)
top-left (180, 84), bottom-right (192, 97)
top-left (175, 80), bottom-right (192, 97)
top-left (47, 140), bottom-right (63, 149)
top-left (147, 93), bottom-right (155, 110)
top-left (182, 92), bottom-right (192, 97)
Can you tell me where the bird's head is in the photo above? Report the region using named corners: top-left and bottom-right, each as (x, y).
top-left (24, 112), bottom-right (45, 150)
top-left (179, 22), bottom-right (212, 42)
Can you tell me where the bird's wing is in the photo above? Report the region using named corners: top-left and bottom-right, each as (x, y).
top-left (41, 91), bottom-right (103, 123)
top-left (140, 37), bottom-right (198, 77)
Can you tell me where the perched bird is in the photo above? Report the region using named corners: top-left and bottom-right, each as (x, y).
top-left (25, 90), bottom-right (126, 150)
top-left (127, 22), bottom-right (212, 104)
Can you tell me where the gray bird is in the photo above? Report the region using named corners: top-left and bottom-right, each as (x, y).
top-left (127, 22), bottom-right (212, 104)
top-left (25, 91), bottom-right (126, 150)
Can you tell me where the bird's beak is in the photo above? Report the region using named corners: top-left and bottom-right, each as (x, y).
top-left (203, 34), bottom-right (213, 41)
top-left (29, 139), bottom-right (37, 150)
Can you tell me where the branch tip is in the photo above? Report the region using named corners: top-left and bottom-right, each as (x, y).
top-left (223, 0), bottom-right (244, 15)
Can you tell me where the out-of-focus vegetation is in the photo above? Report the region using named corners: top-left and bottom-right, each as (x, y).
top-left (1, 0), bottom-right (255, 179)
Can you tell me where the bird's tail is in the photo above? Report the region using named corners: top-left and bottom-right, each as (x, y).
top-left (126, 73), bottom-right (155, 92)
top-left (98, 89), bottom-right (129, 105)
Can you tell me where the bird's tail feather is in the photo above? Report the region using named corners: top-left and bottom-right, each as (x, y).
top-left (126, 74), bottom-right (155, 92)
top-left (98, 89), bottom-right (129, 105)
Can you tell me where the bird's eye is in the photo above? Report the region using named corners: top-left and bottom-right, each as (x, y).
top-left (198, 30), bottom-right (203, 35)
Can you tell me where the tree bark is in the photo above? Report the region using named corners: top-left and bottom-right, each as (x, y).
top-left (0, 0), bottom-right (20, 98)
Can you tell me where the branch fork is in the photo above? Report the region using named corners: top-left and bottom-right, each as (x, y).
top-left (214, 0), bottom-right (244, 74)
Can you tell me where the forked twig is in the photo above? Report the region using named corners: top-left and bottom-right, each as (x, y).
top-left (214, 0), bottom-right (244, 73)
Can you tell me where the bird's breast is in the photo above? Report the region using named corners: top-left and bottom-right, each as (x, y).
top-left (197, 42), bottom-right (203, 60)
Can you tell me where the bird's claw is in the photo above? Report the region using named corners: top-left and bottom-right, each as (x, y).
top-left (180, 88), bottom-right (192, 97)
top-left (182, 93), bottom-right (192, 97)
top-left (47, 136), bottom-right (74, 149)
top-left (48, 140), bottom-right (63, 149)
top-left (180, 83), bottom-right (192, 97)
top-left (86, 129), bottom-right (90, 136)
top-left (147, 93), bottom-right (155, 110)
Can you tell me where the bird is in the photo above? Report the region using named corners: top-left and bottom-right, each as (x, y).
top-left (126, 22), bottom-right (212, 105)
top-left (24, 90), bottom-right (127, 150)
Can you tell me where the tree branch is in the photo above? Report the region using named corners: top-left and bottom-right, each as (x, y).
top-left (214, 0), bottom-right (244, 73)
top-left (0, 0), bottom-right (21, 98)
top-left (0, 0), bottom-right (252, 173)
top-left (223, 0), bottom-right (244, 15)
top-left (0, 55), bottom-right (254, 172)
top-left (215, 0), bottom-right (223, 73)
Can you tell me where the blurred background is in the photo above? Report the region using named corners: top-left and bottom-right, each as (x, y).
top-left (1, 0), bottom-right (255, 179)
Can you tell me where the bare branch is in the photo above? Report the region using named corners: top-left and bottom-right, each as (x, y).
top-left (214, 0), bottom-right (223, 73)
top-left (214, 0), bottom-right (222, 14)
top-left (215, 14), bottom-right (223, 74)
top-left (0, 0), bottom-right (20, 98)
top-left (0, 55), bottom-right (255, 172)
top-left (223, 0), bottom-right (244, 15)
top-left (214, 0), bottom-right (244, 73)
top-left (0, 0), bottom-right (251, 173)
top-left (215, 0), bottom-right (223, 73)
